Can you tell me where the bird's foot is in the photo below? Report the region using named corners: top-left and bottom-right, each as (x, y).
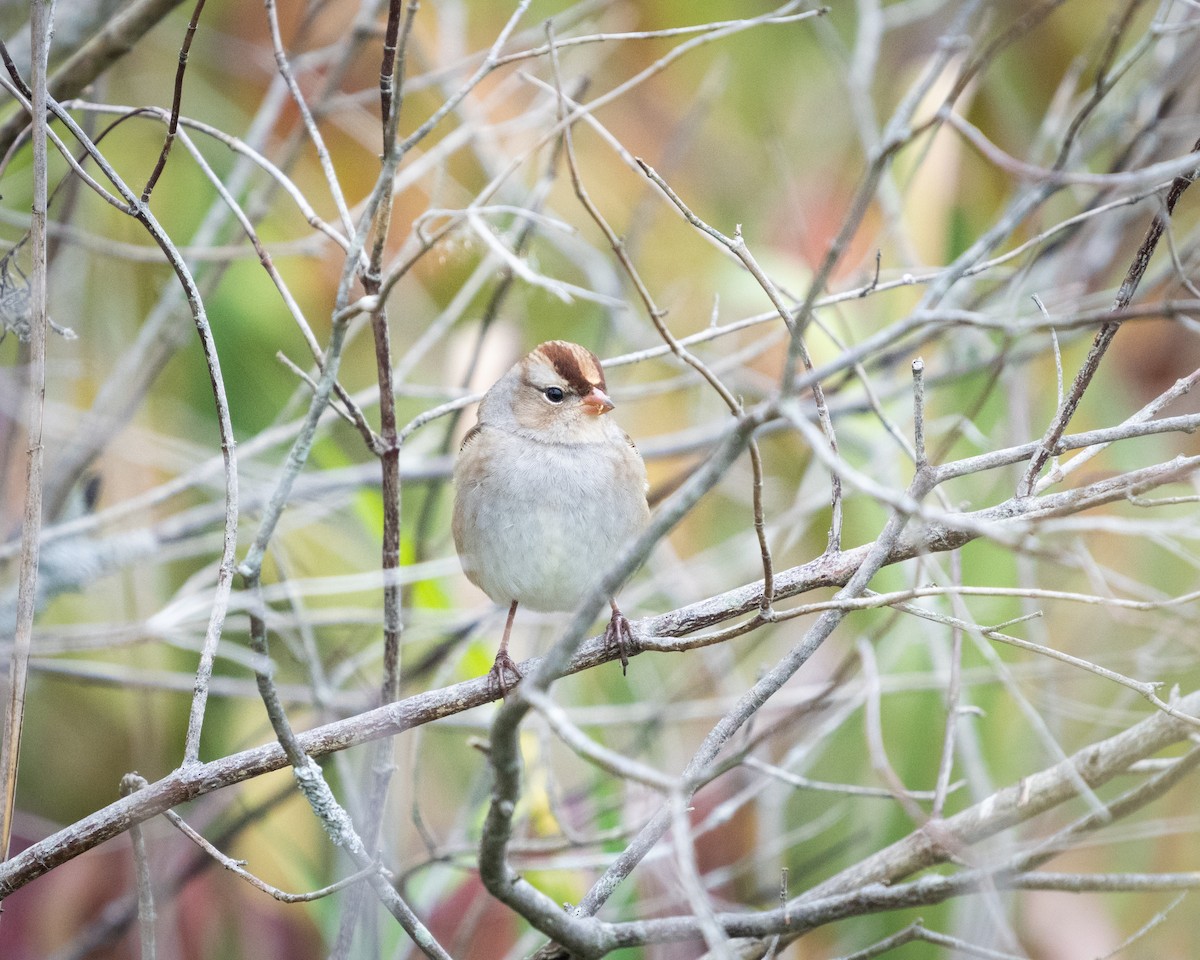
top-left (604, 609), bottom-right (635, 676)
top-left (487, 650), bottom-right (523, 698)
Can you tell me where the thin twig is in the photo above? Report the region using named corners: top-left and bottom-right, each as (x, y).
top-left (523, 687), bottom-right (674, 791)
top-left (0, 0), bottom-right (50, 871)
top-left (120, 774), bottom-right (157, 960)
top-left (911, 357), bottom-right (927, 472)
top-left (670, 790), bottom-right (734, 960)
top-left (332, 8), bottom-right (422, 952)
top-left (931, 550), bottom-right (965, 819)
top-left (1021, 133), bottom-right (1200, 495)
top-left (163, 805), bottom-right (381, 902)
top-left (262, 0), bottom-right (354, 237)
top-left (141, 0), bottom-right (206, 202)
top-left (857, 638), bottom-right (930, 826)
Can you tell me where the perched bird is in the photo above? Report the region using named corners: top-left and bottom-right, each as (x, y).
top-left (452, 341), bottom-right (650, 693)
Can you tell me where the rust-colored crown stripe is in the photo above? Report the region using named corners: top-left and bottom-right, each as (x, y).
top-left (534, 340), bottom-right (606, 395)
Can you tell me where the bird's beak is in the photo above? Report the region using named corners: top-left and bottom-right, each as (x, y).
top-left (581, 387), bottom-right (615, 416)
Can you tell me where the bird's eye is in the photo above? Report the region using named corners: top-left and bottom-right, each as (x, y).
top-left (543, 386), bottom-right (566, 403)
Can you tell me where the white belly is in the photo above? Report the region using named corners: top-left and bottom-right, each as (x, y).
top-left (454, 437), bottom-right (647, 611)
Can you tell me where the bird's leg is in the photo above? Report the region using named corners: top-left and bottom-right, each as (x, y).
top-left (488, 600), bottom-right (523, 697)
top-left (604, 598), bottom-right (635, 676)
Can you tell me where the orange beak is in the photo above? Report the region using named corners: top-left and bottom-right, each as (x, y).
top-left (581, 387), bottom-right (615, 416)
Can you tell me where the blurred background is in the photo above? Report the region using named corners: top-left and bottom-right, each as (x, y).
top-left (1, 0), bottom-right (1200, 957)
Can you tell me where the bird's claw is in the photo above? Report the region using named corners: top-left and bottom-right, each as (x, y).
top-left (487, 651), bottom-right (523, 698)
top-left (604, 611), bottom-right (634, 676)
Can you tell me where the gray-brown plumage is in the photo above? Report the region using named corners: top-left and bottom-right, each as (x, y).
top-left (452, 341), bottom-right (649, 693)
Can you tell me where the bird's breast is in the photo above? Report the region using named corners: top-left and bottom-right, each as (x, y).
top-left (453, 436), bottom-right (647, 611)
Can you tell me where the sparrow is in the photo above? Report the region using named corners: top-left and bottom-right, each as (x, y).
top-left (452, 340), bottom-right (650, 694)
